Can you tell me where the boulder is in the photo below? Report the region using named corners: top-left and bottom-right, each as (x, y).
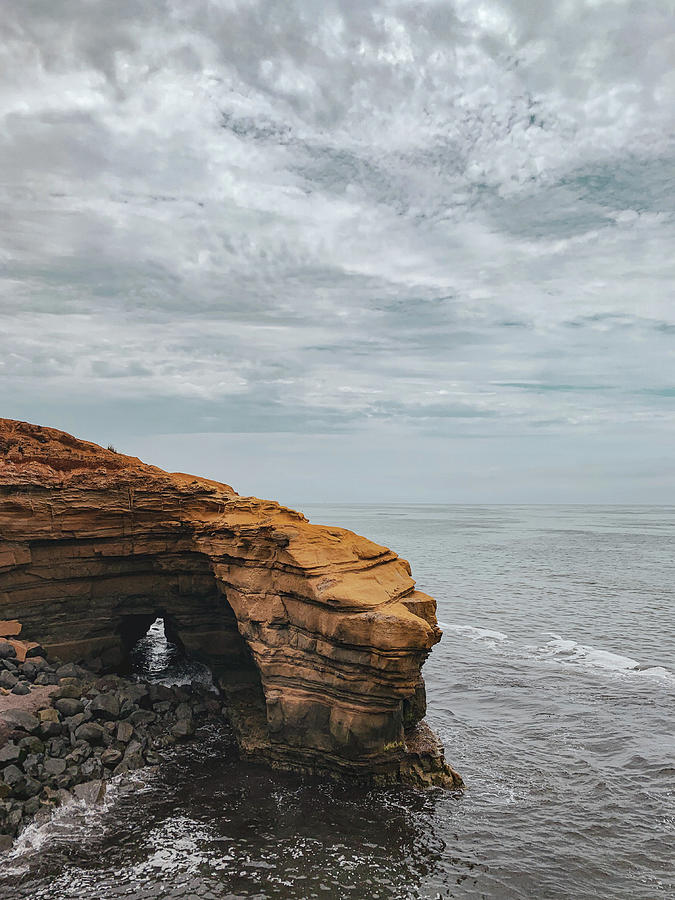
top-left (1, 709), bottom-right (40, 735)
top-left (20, 661), bottom-right (38, 680)
top-left (0, 641), bottom-right (17, 660)
top-left (74, 722), bottom-right (105, 744)
top-left (89, 693), bottom-right (120, 721)
top-left (54, 698), bottom-right (84, 718)
top-left (55, 663), bottom-right (87, 680)
top-left (73, 780), bottom-right (106, 804)
top-left (17, 735), bottom-right (44, 755)
top-left (11, 682), bottom-right (30, 695)
top-left (43, 757), bottom-right (67, 777)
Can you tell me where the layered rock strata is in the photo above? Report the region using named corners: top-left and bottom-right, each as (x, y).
top-left (0, 419), bottom-right (461, 787)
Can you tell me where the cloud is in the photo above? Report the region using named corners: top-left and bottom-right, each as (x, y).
top-left (0, 1), bottom-right (674, 498)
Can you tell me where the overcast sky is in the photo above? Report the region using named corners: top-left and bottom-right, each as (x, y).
top-left (1, 1), bottom-right (674, 504)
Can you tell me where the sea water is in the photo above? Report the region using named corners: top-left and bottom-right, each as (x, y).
top-left (2, 505), bottom-right (673, 899)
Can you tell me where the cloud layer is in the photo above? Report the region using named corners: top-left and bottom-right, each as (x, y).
top-left (1, 1), bottom-right (674, 500)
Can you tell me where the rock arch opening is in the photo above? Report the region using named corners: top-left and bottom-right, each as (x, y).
top-left (122, 615), bottom-right (205, 684)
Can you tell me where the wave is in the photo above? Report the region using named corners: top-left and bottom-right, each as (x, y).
top-left (439, 621), bottom-right (673, 681)
top-left (438, 622), bottom-right (508, 647)
top-left (538, 633), bottom-right (673, 680)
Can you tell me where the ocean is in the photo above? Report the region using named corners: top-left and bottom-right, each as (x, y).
top-left (2, 505), bottom-right (673, 899)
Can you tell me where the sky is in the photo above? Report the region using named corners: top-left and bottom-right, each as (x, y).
top-left (1, 0), bottom-right (674, 505)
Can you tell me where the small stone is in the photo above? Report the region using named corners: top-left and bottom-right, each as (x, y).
top-left (81, 757), bottom-right (103, 780)
top-left (124, 752), bottom-right (145, 771)
top-left (100, 748), bottom-right (122, 768)
top-left (22, 776), bottom-right (42, 799)
top-left (128, 709), bottom-right (156, 726)
top-left (0, 782), bottom-right (10, 800)
top-left (28, 656), bottom-right (51, 672)
top-left (43, 757), bottom-right (67, 777)
top-left (2, 765), bottom-right (24, 791)
top-left (171, 718), bottom-right (195, 739)
top-left (11, 682), bottom-right (31, 695)
top-left (23, 795), bottom-right (41, 816)
top-left (0, 743), bottom-right (21, 765)
top-left (22, 753), bottom-right (44, 777)
top-left (38, 707), bottom-right (60, 724)
top-left (38, 720), bottom-right (62, 738)
top-left (46, 737), bottom-right (69, 758)
top-left (0, 670), bottom-right (18, 689)
top-left (116, 721), bottom-right (133, 743)
top-left (0, 833), bottom-right (13, 852)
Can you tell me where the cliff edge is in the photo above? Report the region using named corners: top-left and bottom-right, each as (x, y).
top-left (0, 419), bottom-right (461, 787)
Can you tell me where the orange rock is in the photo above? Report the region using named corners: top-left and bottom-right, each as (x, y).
top-left (0, 620), bottom-right (21, 637)
top-left (7, 640), bottom-right (40, 662)
top-left (0, 417), bottom-right (461, 787)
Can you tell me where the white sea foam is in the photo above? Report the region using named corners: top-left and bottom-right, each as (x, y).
top-left (439, 622), bottom-right (508, 648)
top-left (5, 771), bottom-right (127, 871)
top-left (538, 633), bottom-right (673, 680)
top-left (440, 621), bottom-right (673, 682)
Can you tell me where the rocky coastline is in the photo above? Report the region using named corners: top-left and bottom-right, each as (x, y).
top-left (0, 625), bottom-right (225, 851)
top-left (0, 418), bottom-right (461, 792)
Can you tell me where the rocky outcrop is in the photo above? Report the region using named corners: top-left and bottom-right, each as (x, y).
top-left (0, 419), bottom-right (461, 787)
top-left (0, 652), bottom-right (228, 844)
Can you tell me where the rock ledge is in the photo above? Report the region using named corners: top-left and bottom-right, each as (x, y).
top-left (0, 418), bottom-right (461, 789)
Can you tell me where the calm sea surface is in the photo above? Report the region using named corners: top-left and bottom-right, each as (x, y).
top-left (2, 505), bottom-right (673, 899)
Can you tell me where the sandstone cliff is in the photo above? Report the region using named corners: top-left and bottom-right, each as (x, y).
top-left (0, 419), bottom-right (461, 787)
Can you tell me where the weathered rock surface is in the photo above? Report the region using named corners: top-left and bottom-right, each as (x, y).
top-left (0, 418), bottom-right (461, 787)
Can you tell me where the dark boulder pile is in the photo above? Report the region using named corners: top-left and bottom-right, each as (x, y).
top-left (0, 648), bottom-right (226, 851)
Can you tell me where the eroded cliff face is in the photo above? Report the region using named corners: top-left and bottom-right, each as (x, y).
top-left (0, 419), bottom-right (461, 787)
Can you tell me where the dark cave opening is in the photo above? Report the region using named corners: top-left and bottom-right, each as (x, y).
top-left (118, 613), bottom-right (211, 685)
